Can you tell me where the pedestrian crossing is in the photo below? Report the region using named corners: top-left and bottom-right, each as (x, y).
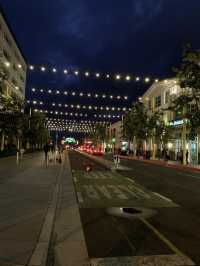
top-left (73, 171), bottom-right (178, 208)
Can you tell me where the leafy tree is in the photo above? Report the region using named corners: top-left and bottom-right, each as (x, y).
top-left (173, 45), bottom-right (200, 132)
top-left (171, 45), bottom-right (200, 164)
top-left (91, 125), bottom-right (108, 146)
top-left (123, 102), bottom-right (149, 150)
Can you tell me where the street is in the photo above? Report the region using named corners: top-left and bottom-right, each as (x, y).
top-left (69, 151), bottom-right (200, 265)
top-left (0, 151), bottom-right (200, 266)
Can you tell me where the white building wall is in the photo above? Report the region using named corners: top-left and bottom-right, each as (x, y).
top-left (0, 11), bottom-right (27, 99)
top-left (109, 120), bottom-right (123, 150)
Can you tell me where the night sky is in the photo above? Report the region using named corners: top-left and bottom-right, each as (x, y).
top-left (1, 0), bottom-right (200, 134)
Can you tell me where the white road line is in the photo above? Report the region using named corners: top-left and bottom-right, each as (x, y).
top-left (127, 177), bottom-right (135, 183)
top-left (77, 191), bottom-right (84, 203)
top-left (153, 192), bottom-right (172, 202)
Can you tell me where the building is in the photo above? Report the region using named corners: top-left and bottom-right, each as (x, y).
top-left (0, 7), bottom-right (27, 99)
top-left (108, 120), bottom-right (123, 151)
top-left (142, 78), bottom-right (199, 165)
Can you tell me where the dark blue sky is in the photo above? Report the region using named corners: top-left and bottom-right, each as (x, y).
top-left (1, 0), bottom-right (200, 125)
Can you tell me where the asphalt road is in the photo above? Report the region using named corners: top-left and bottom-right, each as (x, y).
top-left (106, 154), bottom-right (200, 264)
top-left (69, 151), bottom-right (198, 265)
top-left (0, 152), bottom-right (60, 266)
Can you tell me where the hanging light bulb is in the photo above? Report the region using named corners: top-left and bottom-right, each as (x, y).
top-left (126, 75), bottom-right (131, 81)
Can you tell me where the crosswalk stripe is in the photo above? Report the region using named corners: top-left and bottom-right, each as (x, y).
top-left (77, 191), bottom-right (83, 203)
top-left (153, 192), bottom-right (173, 202)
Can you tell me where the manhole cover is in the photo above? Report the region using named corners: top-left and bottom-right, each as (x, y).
top-left (106, 207), bottom-right (157, 220)
top-left (122, 207), bottom-right (141, 214)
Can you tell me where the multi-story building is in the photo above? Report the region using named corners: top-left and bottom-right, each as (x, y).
top-left (142, 78), bottom-right (199, 164)
top-left (0, 7), bottom-right (27, 99)
top-left (108, 120), bottom-right (123, 151)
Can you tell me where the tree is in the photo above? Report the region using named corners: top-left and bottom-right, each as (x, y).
top-left (25, 112), bottom-right (49, 149)
top-left (91, 125), bottom-right (108, 144)
top-left (147, 111), bottom-right (172, 158)
top-left (123, 102), bottom-right (149, 152)
top-left (172, 45), bottom-right (200, 164)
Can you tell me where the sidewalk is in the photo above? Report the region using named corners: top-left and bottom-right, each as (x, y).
top-left (0, 152), bottom-right (62, 266)
top-left (53, 152), bottom-right (89, 266)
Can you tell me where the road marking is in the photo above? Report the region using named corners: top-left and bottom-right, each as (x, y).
top-left (128, 184), bottom-right (151, 199)
top-left (139, 217), bottom-right (193, 260)
top-left (153, 192), bottom-right (172, 202)
top-left (77, 191), bottom-right (84, 203)
top-left (127, 177), bottom-right (135, 183)
top-left (83, 185), bottom-right (100, 199)
top-left (111, 216), bottom-right (136, 252)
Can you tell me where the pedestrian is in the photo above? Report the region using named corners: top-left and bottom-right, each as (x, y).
top-left (113, 154), bottom-right (120, 169)
top-left (43, 143), bottom-right (50, 167)
top-left (186, 150), bottom-right (189, 164)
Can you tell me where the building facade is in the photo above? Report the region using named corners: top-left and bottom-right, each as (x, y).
top-left (142, 79), bottom-right (200, 165)
top-left (0, 8), bottom-right (27, 99)
top-left (108, 120), bottom-right (123, 151)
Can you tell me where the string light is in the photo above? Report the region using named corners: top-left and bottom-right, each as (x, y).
top-left (28, 64), bottom-right (163, 83)
top-left (30, 88), bottom-right (129, 100)
top-left (31, 101), bottom-right (127, 112)
top-left (33, 107), bottom-right (122, 119)
top-left (74, 70), bottom-right (79, 75)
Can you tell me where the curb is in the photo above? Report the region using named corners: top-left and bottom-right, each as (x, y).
top-left (28, 165), bottom-right (63, 266)
top-left (54, 152), bottom-right (90, 266)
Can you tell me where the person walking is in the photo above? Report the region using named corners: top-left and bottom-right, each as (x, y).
top-left (43, 143), bottom-right (50, 167)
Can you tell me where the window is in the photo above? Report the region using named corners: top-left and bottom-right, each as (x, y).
top-left (4, 33), bottom-right (12, 47)
top-left (164, 91), bottom-right (170, 104)
top-left (3, 49), bottom-right (10, 60)
top-left (15, 51), bottom-right (20, 61)
top-left (20, 75), bottom-right (25, 82)
top-left (13, 64), bottom-right (17, 71)
top-left (155, 95), bottom-right (161, 108)
top-left (148, 100), bottom-right (151, 110)
top-left (12, 78), bottom-right (17, 86)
